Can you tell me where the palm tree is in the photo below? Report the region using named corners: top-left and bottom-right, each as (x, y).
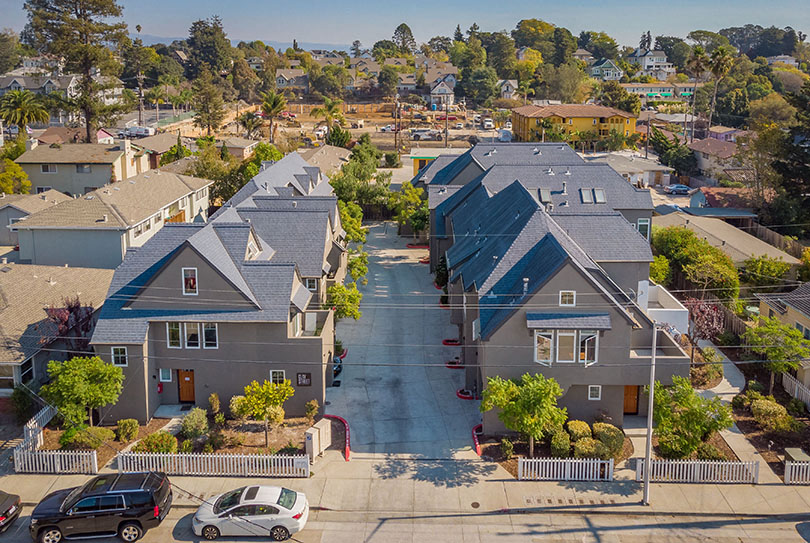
top-left (517, 81), bottom-right (535, 105)
top-left (0, 90), bottom-right (50, 136)
top-left (707, 46), bottom-right (734, 131)
top-left (145, 87), bottom-right (164, 124)
top-left (311, 97), bottom-right (345, 137)
top-left (158, 75), bottom-right (179, 117)
top-left (178, 89), bottom-right (193, 113)
top-left (238, 112), bottom-right (262, 139)
top-left (260, 90), bottom-right (287, 143)
top-left (686, 46), bottom-right (709, 142)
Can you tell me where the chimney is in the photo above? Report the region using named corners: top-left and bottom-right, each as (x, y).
top-left (523, 277), bottom-right (529, 295)
top-left (102, 214), bottom-right (108, 222)
top-left (25, 138), bottom-right (38, 152)
top-left (546, 202), bottom-right (554, 213)
top-left (1, 257), bottom-right (7, 264)
top-left (40, 194), bottom-right (47, 200)
top-left (118, 138), bottom-right (131, 155)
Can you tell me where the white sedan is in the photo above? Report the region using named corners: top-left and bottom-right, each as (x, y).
top-left (192, 486), bottom-right (309, 541)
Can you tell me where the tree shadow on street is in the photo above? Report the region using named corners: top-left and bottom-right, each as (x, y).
top-left (372, 454), bottom-right (497, 488)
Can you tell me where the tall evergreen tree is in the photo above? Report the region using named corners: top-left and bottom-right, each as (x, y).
top-left (392, 23), bottom-right (416, 55)
top-left (186, 16), bottom-right (232, 79)
top-left (453, 25), bottom-right (464, 43)
top-left (774, 81), bottom-right (810, 207)
top-left (192, 70), bottom-right (225, 136)
top-left (23, 0), bottom-right (128, 142)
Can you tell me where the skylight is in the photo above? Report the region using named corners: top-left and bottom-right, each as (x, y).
top-left (594, 188), bottom-right (607, 204)
top-left (580, 188), bottom-right (593, 204)
top-left (539, 188), bottom-right (552, 203)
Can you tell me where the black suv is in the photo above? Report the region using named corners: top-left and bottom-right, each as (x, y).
top-left (29, 472), bottom-right (172, 543)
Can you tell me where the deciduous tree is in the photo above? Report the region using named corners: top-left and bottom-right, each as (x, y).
top-left (41, 356), bottom-right (124, 426)
top-left (745, 317), bottom-right (810, 395)
top-left (240, 379), bottom-right (295, 447)
top-left (0, 159), bottom-right (31, 194)
top-left (325, 282), bottom-right (362, 320)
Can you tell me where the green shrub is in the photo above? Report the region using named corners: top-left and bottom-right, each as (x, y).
top-left (573, 437), bottom-right (610, 459)
top-left (751, 399), bottom-right (800, 434)
top-left (566, 420), bottom-right (591, 441)
top-left (500, 437), bottom-right (514, 460)
top-left (116, 419), bottom-right (139, 443)
top-left (208, 393), bottom-right (220, 415)
top-left (695, 442), bottom-right (725, 460)
top-left (715, 331), bottom-right (739, 346)
top-left (133, 431), bottom-right (178, 453)
top-left (550, 431), bottom-right (571, 458)
top-left (60, 426), bottom-right (114, 450)
top-left (305, 399), bottom-right (320, 424)
top-left (650, 255), bottom-right (672, 286)
top-left (208, 430), bottom-right (227, 451)
top-left (181, 407), bottom-right (209, 439)
top-left (657, 431), bottom-right (692, 458)
top-left (731, 394), bottom-right (747, 410)
top-left (747, 380), bottom-right (765, 394)
top-left (11, 386), bottom-right (34, 423)
top-left (214, 412), bottom-right (226, 427)
top-left (202, 442), bottom-right (213, 453)
top-left (179, 439), bottom-right (193, 453)
top-left (230, 395), bottom-right (247, 421)
top-left (384, 152), bottom-right (401, 168)
top-left (787, 398), bottom-right (806, 417)
top-left (593, 423), bottom-right (624, 458)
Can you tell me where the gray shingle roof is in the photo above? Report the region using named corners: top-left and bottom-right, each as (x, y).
top-left (550, 212), bottom-right (653, 262)
top-left (757, 282), bottom-right (810, 318)
top-left (526, 313), bottom-right (612, 329)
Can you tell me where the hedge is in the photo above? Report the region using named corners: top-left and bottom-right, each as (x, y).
top-left (566, 420), bottom-right (591, 441)
top-left (133, 431), bottom-right (178, 453)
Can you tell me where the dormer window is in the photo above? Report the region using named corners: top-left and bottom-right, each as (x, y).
top-left (182, 267), bottom-right (198, 295)
top-left (246, 241), bottom-right (259, 260)
top-left (559, 290), bottom-right (576, 307)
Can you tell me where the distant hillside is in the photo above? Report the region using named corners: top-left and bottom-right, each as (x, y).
top-left (133, 33), bottom-right (349, 53)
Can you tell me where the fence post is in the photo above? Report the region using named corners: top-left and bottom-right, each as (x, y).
top-left (91, 451), bottom-right (98, 474)
top-left (753, 461), bottom-right (760, 484)
top-left (608, 458), bottom-right (614, 481)
top-left (517, 458), bottom-right (523, 480)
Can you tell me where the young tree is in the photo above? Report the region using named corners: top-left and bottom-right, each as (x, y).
top-left (338, 200), bottom-right (366, 243)
top-left (745, 317), bottom-right (810, 395)
top-left (742, 255), bottom-right (791, 288)
top-left (325, 124), bottom-right (351, 148)
top-left (259, 90), bottom-right (287, 144)
top-left (390, 181), bottom-right (424, 228)
top-left (347, 248), bottom-right (369, 283)
top-left (23, 0), bottom-right (127, 143)
top-left (192, 70), bottom-right (225, 136)
top-left (325, 282), bottom-right (362, 320)
top-left (453, 25), bottom-right (464, 43)
top-left (653, 376), bottom-right (732, 458)
top-left (240, 379), bottom-right (295, 447)
top-left (0, 90), bottom-right (49, 134)
top-left (0, 159), bottom-right (31, 194)
top-left (480, 373), bottom-right (567, 458)
top-left (774, 81), bottom-right (810, 209)
top-left (683, 298), bottom-right (724, 363)
top-left (41, 356), bottom-right (124, 426)
top-left (237, 112), bottom-right (262, 140)
top-left (593, 81), bottom-right (641, 116)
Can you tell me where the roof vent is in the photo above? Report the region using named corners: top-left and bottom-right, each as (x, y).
top-left (562, 181), bottom-right (567, 195)
top-left (85, 195), bottom-right (94, 200)
top-left (523, 277), bottom-right (529, 295)
top-left (292, 201), bottom-right (298, 208)
top-left (492, 255), bottom-right (498, 262)
top-left (532, 147), bottom-right (539, 154)
top-left (560, 201), bottom-right (569, 207)
top-left (1, 257), bottom-right (7, 264)
top-left (113, 187), bottom-right (120, 191)
top-left (101, 214), bottom-right (108, 222)
top-left (546, 202), bottom-right (554, 213)
top-left (565, 167), bottom-right (571, 176)
top-left (40, 194), bottom-right (46, 200)
top-left (546, 167), bottom-right (555, 175)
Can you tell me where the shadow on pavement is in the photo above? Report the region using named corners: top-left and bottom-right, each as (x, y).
top-left (372, 454), bottom-right (497, 488)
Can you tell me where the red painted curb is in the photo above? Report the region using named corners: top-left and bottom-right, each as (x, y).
top-left (457, 389), bottom-right (476, 400)
top-left (433, 282), bottom-right (443, 290)
top-left (442, 339), bottom-right (460, 346)
top-left (439, 302), bottom-right (449, 309)
top-left (446, 360), bottom-right (464, 370)
top-left (418, 257), bottom-right (430, 264)
top-left (323, 415), bottom-right (351, 461)
top-left (406, 243), bottom-right (429, 249)
top-left (472, 424), bottom-right (483, 456)
top-left (338, 348), bottom-right (348, 360)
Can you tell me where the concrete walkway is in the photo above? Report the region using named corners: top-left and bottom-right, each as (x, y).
top-left (698, 339), bottom-right (781, 484)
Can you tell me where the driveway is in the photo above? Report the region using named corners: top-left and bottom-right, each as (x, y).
top-left (326, 223), bottom-right (481, 458)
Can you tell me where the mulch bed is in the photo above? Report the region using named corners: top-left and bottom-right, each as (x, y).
top-left (193, 417), bottom-right (311, 455)
top-left (732, 401), bottom-right (810, 478)
top-left (41, 418), bottom-right (171, 468)
top-left (691, 363), bottom-right (723, 389)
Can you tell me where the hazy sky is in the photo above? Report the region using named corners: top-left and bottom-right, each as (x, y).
top-left (3, 0), bottom-right (809, 48)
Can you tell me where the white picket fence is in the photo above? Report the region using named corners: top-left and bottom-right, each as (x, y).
top-left (784, 461), bottom-right (810, 484)
top-left (518, 457), bottom-right (614, 481)
top-left (635, 459), bottom-right (759, 484)
top-left (22, 404), bottom-right (58, 450)
top-left (117, 452), bottom-right (310, 478)
top-left (782, 373), bottom-right (810, 410)
top-left (14, 449), bottom-right (98, 474)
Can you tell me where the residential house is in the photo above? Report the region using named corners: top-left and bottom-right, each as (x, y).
top-left (0, 190), bottom-right (72, 245)
top-left (496, 79), bottom-right (518, 100)
top-left (689, 185), bottom-right (774, 211)
top-left (384, 57), bottom-right (408, 67)
top-left (620, 82), bottom-right (676, 100)
top-left (288, 59), bottom-right (302, 68)
top-left (310, 50), bottom-right (343, 60)
top-left (275, 69), bottom-right (309, 93)
top-left (0, 75), bottom-right (79, 125)
top-left (14, 170), bottom-right (213, 268)
top-left (652, 212), bottom-right (800, 268)
top-left (429, 77), bottom-right (455, 107)
top-left (298, 144), bottom-right (351, 175)
top-left (708, 126), bottom-right (748, 143)
top-left (407, 147), bottom-right (468, 178)
top-left (757, 283), bottom-right (810, 386)
top-left (173, 50), bottom-right (189, 65)
top-left (766, 55), bottom-right (799, 68)
top-left (313, 57), bottom-right (344, 68)
top-left (19, 55), bottom-right (64, 75)
top-left (424, 66), bottom-right (458, 87)
top-left (15, 139), bottom-right (149, 196)
top-left (220, 137), bottom-right (261, 160)
top-left (0, 262), bottom-right (113, 394)
top-left (136, 132), bottom-right (185, 169)
top-left (627, 49), bottom-right (675, 79)
top-left (573, 49), bottom-right (595, 63)
top-left (89, 220), bottom-right (337, 423)
top-left (349, 58), bottom-right (381, 77)
top-left (511, 104), bottom-right (637, 143)
top-left (586, 153), bottom-right (674, 187)
top-left (38, 126), bottom-right (116, 146)
top-left (686, 138), bottom-right (740, 178)
top-left (590, 59), bottom-right (624, 81)
top-left (439, 179), bottom-right (686, 428)
top-left (397, 73), bottom-right (417, 93)
top-left (247, 57), bottom-right (264, 71)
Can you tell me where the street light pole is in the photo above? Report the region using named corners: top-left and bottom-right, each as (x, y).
top-left (444, 102), bottom-right (449, 148)
top-left (394, 93), bottom-right (400, 157)
top-left (642, 322), bottom-right (660, 506)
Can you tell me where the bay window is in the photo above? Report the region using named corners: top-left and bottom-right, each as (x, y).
top-left (532, 329), bottom-right (600, 366)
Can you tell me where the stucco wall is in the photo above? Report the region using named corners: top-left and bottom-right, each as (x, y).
top-left (0, 207), bottom-right (26, 245)
top-left (17, 228), bottom-right (125, 268)
top-left (23, 163), bottom-right (114, 196)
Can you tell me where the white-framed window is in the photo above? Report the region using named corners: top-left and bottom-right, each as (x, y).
top-left (153, 214), bottom-right (161, 225)
top-left (112, 346), bottom-right (128, 366)
top-left (167, 322), bottom-right (181, 348)
top-left (588, 385), bottom-right (602, 401)
top-left (133, 224), bottom-right (143, 238)
top-left (184, 322), bottom-right (200, 349)
top-left (40, 164), bottom-right (57, 174)
top-left (559, 291), bottom-right (576, 307)
top-left (8, 217), bottom-right (21, 231)
top-left (36, 186), bottom-right (52, 194)
top-left (556, 331), bottom-right (576, 363)
top-left (305, 278), bottom-right (318, 292)
top-left (182, 267), bottom-right (197, 295)
top-left (159, 368), bottom-right (172, 382)
top-left (75, 164), bottom-right (91, 174)
top-left (579, 330), bottom-right (599, 365)
top-left (203, 323), bottom-right (218, 349)
top-left (20, 358), bottom-right (34, 383)
top-left (246, 241), bottom-right (258, 259)
top-left (472, 318), bottom-right (480, 341)
top-left (637, 218), bottom-right (651, 240)
top-left (270, 370), bottom-right (285, 384)
top-left (534, 330), bottom-right (553, 365)
top-left (292, 312), bottom-right (302, 337)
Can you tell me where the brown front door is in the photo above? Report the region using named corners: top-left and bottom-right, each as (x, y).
top-left (178, 370), bottom-right (195, 403)
top-left (624, 385), bottom-right (639, 414)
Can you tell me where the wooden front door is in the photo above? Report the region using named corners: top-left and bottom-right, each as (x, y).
top-left (623, 385), bottom-right (639, 414)
top-left (178, 370), bottom-right (195, 403)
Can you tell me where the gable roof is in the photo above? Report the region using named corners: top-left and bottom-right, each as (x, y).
top-left (757, 282), bottom-right (810, 318)
top-left (298, 145), bottom-right (350, 174)
top-left (222, 137), bottom-right (260, 149)
top-left (698, 186), bottom-right (775, 208)
top-left (276, 69), bottom-right (306, 80)
top-left (16, 143), bottom-right (125, 164)
top-left (0, 263), bottom-right (113, 364)
top-left (16, 170), bottom-right (212, 229)
top-left (135, 133), bottom-right (182, 155)
top-left (687, 138), bottom-right (737, 159)
top-left (0, 189), bottom-right (72, 214)
top-left (38, 126), bottom-right (115, 145)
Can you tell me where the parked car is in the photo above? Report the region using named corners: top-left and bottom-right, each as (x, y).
top-left (482, 118), bottom-right (494, 130)
top-left (6, 125), bottom-right (33, 136)
top-left (117, 126), bottom-right (155, 138)
top-left (454, 122), bottom-right (464, 129)
top-left (473, 114), bottom-right (482, 123)
top-left (0, 491), bottom-right (21, 533)
top-left (314, 126), bottom-right (327, 139)
top-left (193, 486), bottom-right (309, 541)
top-left (333, 357), bottom-right (343, 378)
top-left (29, 472), bottom-right (172, 543)
top-left (436, 115), bottom-right (457, 121)
top-left (663, 183), bottom-right (691, 195)
top-left (379, 124), bottom-right (399, 132)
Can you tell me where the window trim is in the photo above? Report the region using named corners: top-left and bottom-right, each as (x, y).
top-left (559, 290), bottom-right (576, 307)
top-left (159, 368), bottom-right (172, 382)
top-left (184, 322), bottom-right (200, 349)
top-left (182, 267), bottom-right (198, 296)
top-left (305, 278), bottom-right (318, 292)
top-left (75, 164), bottom-right (91, 174)
top-left (637, 218), bottom-right (651, 240)
top-left (112, 346), bottom-right (128, 367)
top-left (292, 312), bottom-right (302, 337)
top-left (203, 323), bottom-right (218, 349)
top-left (534, 330), bottom-right (554, 365)
top-left (40, 164), bottom-right (57, 174)
top-left (166, 322), bottom-right (181, 349)
top-left (579, 330), bottom-right (599, 366)
top-left (556, 331), bottom-right (577, 363)
top-left (270, 369), bottom-right (286, 384)
top-left (588, 385), bottom-right (602, 401)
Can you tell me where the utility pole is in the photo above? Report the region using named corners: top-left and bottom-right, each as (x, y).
top-left (444, 102), bottom-right (449, 147)
top-left (394, 93), bottom-right (400, 158)
top-left (645, 115), bottom-right (650, 159)
top-left (137, 71), bottom-right (145, 127)
top-left (642, 322), bottom-right (660, 506)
